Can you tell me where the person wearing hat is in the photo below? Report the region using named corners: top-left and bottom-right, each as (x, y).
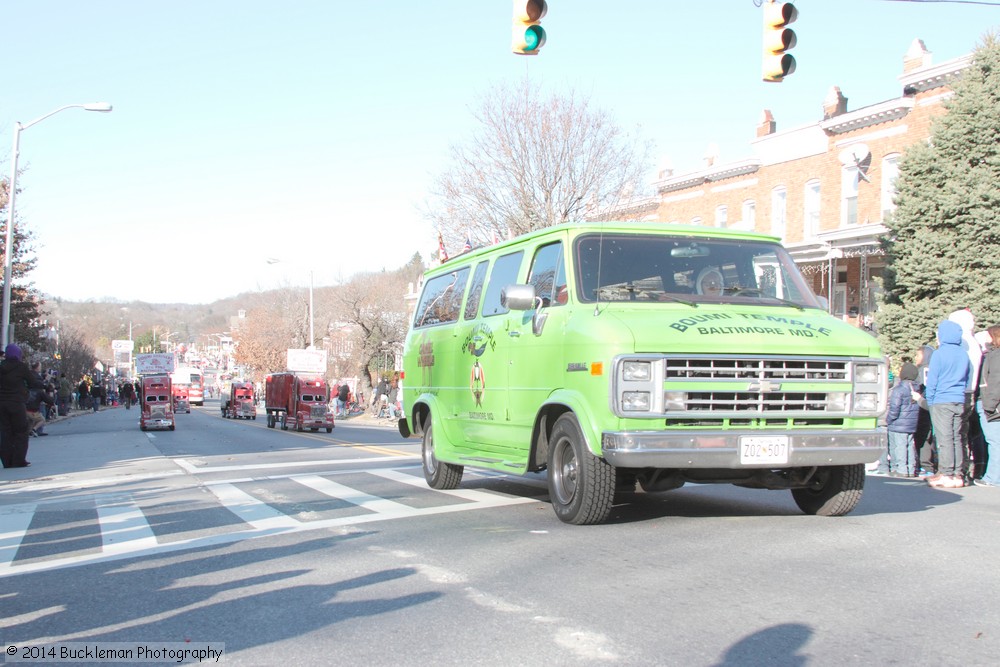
top-left (0, 344), bottom-right (44, 468)
top-left (886, 362), bottom-right (922, 477)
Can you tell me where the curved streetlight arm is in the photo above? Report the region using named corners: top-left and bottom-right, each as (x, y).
top-left (2, 102), bottom-right (112, 347)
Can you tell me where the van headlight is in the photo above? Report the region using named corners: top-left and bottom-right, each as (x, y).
top-left (663, 391), bottom-right (686, 411)
top-left (856, 364), bottom-right (880, 384)
top-left (623, 361), bottom-right (652, 382)
top-left (855, 393), bottom-right (878, 413)
top-left (622, 391), bottom-right (651, 412)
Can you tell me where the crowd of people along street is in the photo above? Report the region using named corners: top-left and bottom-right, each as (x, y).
top-left (4, 307), bottom-right (999, 488)
top-left (874, 308), bottom-right (1000, 489)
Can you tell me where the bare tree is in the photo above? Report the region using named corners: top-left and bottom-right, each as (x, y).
top-left (426, 80), bottom-right (652, 248)
top-left (54, 326), bottom-right (97, 382)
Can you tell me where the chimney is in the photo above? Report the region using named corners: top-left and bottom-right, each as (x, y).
top-left (823, 86), bottom-right (848, 119)
top-left (757, 109), bottom-right (776, 137)
top-left (903, 39), bottom-right (931, 74)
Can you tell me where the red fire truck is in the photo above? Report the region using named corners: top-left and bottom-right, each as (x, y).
top-left (265, 373), bottom-right (333, 432)
top-left (140, 374), bottom-right (175, 431)
top-left (173, 384), bottom-right (191, 414)
top-left (221, 381), bottom-right (257, 420)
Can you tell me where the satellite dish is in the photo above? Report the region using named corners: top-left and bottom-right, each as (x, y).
top-left (838, 143), bottom-right (871, 167)
top-left (837, 143), bottom-right (872, 182)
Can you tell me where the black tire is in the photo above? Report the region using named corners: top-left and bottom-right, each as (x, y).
top-left (310, 427), bottom-right (318, 432)
top-left (280, 415), bottom-right (288, 431)
top-left (267, 413), bottom-right (275, 428)
top-left (169, 424), bottom-right (175, 431)
top-left (140, 425), bottom-right (147, 431)
top-left (252, 415), bottom-right (256, 420)
top-left (422, 422), bottom-right (463, 489)
top-left (548, 413), bottom-right (615, 525)
top-left (326, 427), bottom-right (332, 433)
top-left (296, 423), bottom-right (303, 432)
top-left (791, 464), bottom-right (865, 516)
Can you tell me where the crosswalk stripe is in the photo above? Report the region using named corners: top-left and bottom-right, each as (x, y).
top-left (292, 474), bottom-right (415, 516)
top-left (368, 468), bottom-right (532, 505)
top-left (0, 504), bottom-right (36, 569)
top-left (96, 496), bottom-right (158, 553)
top-left (207, 482), bottom-right (301, 530)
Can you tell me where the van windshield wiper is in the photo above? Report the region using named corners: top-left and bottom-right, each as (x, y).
top-left (726, 288), bottom-right (805, 310)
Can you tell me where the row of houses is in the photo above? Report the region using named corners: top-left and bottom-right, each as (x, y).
top-left (605, 38), bottom-right (969, 328)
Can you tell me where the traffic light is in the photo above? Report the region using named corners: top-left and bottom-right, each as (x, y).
top-left (512, 0), bottom-right (547, 56)
top-left (762, 1), bottom-right (797, 83)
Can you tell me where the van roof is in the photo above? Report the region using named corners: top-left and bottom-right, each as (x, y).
top-left (433, 221), bottom-right (781, 271)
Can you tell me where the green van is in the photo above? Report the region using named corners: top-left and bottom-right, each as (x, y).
top-left (399, 222), bottom-right (887, 524)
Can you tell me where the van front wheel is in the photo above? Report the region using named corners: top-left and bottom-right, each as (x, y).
top-left (422, 423), bottom-right (463, 489)
top-left (791, 464), bottom-right (865, 516)
top-left (548, 414), bottom-right (615, 525)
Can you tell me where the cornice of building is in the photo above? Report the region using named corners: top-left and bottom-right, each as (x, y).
top-left (899, 53), bottom-right (973, 93)
top-left (654, 158), bottom-right (761, 194)
top-left (819, 98), bottom-right (915, 135)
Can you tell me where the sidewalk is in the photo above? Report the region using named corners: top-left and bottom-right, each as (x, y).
top-left (0, 405), bottom-right (175, 492)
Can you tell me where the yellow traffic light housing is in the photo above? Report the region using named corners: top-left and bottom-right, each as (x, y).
top-left (762, 1), bottom-right (797, 83)
top-left (512, 0), bottom-right (547, 56)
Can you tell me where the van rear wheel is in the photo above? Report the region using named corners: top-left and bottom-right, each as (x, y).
top-left (548, 414), bottom-right (615, 525)
top-left (791, 464), bottom-right (865, 516)
top-left (422, 423), bottom-right (463, 489)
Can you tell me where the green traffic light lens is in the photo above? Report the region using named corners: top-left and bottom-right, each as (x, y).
top-left (524, 25), bottom-right (546, 51)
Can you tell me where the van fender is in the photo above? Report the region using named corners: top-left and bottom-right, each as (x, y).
top-left (403, 393), bottom-right (463, 463)
top-left (533, 389), bottom-right (606, 467)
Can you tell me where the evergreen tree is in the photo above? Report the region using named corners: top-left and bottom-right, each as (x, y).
top-left (877, 35), bottom-right (1000, 364)
top-left (1, 181), bottom-right (48, 350)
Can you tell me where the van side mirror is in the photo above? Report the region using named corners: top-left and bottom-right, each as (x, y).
top-left (501, 284), bottom-right (549, 336)
top-left (501, 284), bottom-right (536, 311)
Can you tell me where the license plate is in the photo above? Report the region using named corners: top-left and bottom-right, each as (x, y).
top-left (740, 436), bottom-right (789, 464)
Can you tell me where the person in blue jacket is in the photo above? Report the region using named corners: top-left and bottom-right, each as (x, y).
top-left (886, 362), bottom-right (921, 477)
top-left (922, 319), bottom-right (972, 488)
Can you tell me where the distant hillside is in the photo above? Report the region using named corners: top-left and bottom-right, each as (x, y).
top-left (42, 292), bottom-right (253, 351)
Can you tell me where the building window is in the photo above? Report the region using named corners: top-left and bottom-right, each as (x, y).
top-left (803, 180), bottom-right (821, 238)
top-left (770, 187), bottom-right (787, 239)
top-left (841, 166), bottom-right (859, 226)
top-left (715, 205), bottom-right (727, 228)
top-left (881, 154), bottom-right (900, 220)
top-left (741, 200), bottom-right (756, 230)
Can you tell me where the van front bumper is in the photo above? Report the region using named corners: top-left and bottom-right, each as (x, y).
top-left (600, 429), bottom-right (885, 468)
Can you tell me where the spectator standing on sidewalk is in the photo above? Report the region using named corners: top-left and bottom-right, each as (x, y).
top-left (886, 363), bottom-right (921, 477)
top-left (90, 382), bottom-right (101, 412)
top-left (920, 319), bottom-right (972, 489)
top-left (0, 344), bottom-right (44, 468)
top-left (914, 344), bottom-right (936, 476)
top-left (975, 324), bottom-right (1000, 487)
top-left (58, 373), bottom-right (72, 416)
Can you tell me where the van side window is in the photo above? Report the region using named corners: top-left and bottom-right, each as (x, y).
top-left (527, 242), bottom-right (567, 307)
top-left (464, 260), bottom-right (490, 320)
top-left (413, 267), bottom-right (471, 328)
top-left (482, 251), bottom-right (524, 317)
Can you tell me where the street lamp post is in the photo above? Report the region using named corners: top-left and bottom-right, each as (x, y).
top-left (2, 102), bottom-right (113, 348)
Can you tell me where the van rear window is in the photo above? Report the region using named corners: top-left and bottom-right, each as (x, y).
top-left (414, 267), bottom-right (471, 328)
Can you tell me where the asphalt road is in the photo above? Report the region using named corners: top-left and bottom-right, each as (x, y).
top-left (1, 402), bottom-right (997, 666)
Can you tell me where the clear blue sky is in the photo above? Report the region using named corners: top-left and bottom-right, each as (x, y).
top-left (4, 1), bottom-right (998, 304)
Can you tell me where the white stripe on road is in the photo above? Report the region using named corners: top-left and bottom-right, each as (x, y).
top-left (368, 468), bottom-right (535, 505)
top-left (207, 483), bottom-right (301, 530)
top-left (96, 497), bottom-right (158, 553)
top-left (0, 503), bottom-right (36, 569)
top-left (172, 455), bottom-right (419, 474)
top-left (293, 474), bottom-right (414, 516)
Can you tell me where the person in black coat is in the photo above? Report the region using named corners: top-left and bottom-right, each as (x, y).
top-left (887, 362), bottom-right (922, 477)
top-left (0, 344), bottom-right (44, 468)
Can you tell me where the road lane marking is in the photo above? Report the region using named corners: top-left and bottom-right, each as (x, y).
top-left (172, 455), bottom-right (419, 474)
top-left (96, 496), bottom-right (158, 553)
top-left (0, 467), bottom-right (540, 578)
top-left (0, 503), bottom-right (36, 569)
top-left (207, 482), bottom-right (302, 530)
top-left (293, 474), bottom-right (414, 516)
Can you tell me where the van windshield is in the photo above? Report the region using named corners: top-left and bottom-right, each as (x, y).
top-left (573, 233), bottom-right (820, 308)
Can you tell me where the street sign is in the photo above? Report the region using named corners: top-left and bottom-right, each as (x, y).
top-left (111, 339), bottom-right (135, 352)
top-left (287, 348), bottom-right (327, 374)
top-left (135, 353), bottom-right (176, 375)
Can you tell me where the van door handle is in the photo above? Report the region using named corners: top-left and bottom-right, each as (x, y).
top-left (508, 331), bottom-right (521, 338)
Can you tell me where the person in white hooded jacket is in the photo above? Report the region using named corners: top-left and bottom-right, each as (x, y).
top-left (949, 308), bottom-right (983, 482)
